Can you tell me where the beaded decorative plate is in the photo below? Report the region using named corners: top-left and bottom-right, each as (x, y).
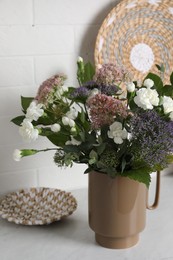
top-left (95, 0), bottom-right (173, 83)
top-left (0, 188), bottom-right (77, 225)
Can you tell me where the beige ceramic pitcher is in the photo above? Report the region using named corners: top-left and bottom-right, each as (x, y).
top-left (88, 171), bottom-right (160, 249)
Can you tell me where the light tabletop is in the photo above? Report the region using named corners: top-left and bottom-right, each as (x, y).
top-left (0, 172), bottom-right (173, 260)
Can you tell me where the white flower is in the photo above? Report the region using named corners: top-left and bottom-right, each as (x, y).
top-left (90, 88), bottom-right (100, 97)
top-left (77, 56), bottom-right (83, 63)
top-left (26, 101), bottom-right (44, 121)
top-left (19, 119), bottom-right (39, 142)
top-left (51, 123), bottom-right (61, 133)
top-left (108, 121), bottom-right (128, 144)
top-left (134, 88), bottom-right (159, 110)
top-left (55, 85), bottom-right (69, 99)
top-left (169, 112), bottom-right (173, 121)
top-left (162, 96), bottom-right (173, 115)
top-left (62, 116), bottom-right (75, 127)
top-left (66, 107), bottom-right (78, 120)
top-left (13, 149), bottom-right (22, 161)
top-left (143, 78), bottom-right (154, 88)
top-left (65, 136), bottom-right (81, 146)
top-left (126, 82), bottom-right (135, 92)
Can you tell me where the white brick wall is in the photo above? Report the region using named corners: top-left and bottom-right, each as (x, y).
top-left (0, 0), bottom-right (120, 194)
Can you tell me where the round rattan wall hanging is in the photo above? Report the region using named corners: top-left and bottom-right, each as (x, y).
top-left (95, 0), bottom-right (173, 83)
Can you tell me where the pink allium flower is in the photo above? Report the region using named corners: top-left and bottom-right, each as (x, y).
top-left (87, 94), bottom-right (128, 129)
top-left (35, 74), bottom-right (66, 105)
top-left (94, 63), bottom-right (128, 86)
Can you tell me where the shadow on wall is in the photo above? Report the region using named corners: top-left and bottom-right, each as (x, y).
top-left (79, 0), bottom-right (122, 63)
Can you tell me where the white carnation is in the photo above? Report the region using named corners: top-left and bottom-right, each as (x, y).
top-left (108, 121), bottom-right (128, 144)
top-left (26, 101), bottom-right (44, 121)
top-left (13, 149), bottom-right (22, 161)
top-left (51, 123), bottom-right (61, 133)
top-left (134, 88), bottom-right (159, 110)
top-left (169, 112), bottom-right (173, 121)
top-left (62, 116), bottom-right (75, 127)
top-left (126, 82), bottom-right (135, 92)
top-left (143, 78), bottom-right (154, 88)
top-left (162, 96), bottom-right (173, 114)
top-left (77, 56), bottom-right (83, 63)
top-left (19, 119), bottom-right (39, 142)
top-left (66, 107), bottom-right (78, 120)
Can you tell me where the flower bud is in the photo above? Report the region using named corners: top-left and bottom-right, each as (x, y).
top-left (126, 82), bottom-right (135, 92)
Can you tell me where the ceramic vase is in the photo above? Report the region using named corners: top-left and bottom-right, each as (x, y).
top-left (88, 171), bottom-right (160, 249)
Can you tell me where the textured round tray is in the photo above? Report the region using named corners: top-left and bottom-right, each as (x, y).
top-left (0, 188), bottom-right (77, 225)
top-left (95, 0), bottom-right (173, 83)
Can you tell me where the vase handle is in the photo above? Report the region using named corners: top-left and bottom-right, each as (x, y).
top-left (147, 171), bottom-right (160, 210)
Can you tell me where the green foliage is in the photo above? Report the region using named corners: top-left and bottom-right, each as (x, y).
top-left (77, 59), bottom-right (95, 85)
top-left (11, 115), bottom-right (25, 126)
top-left (122, 167), bottom-right (151, 188)
top-left (146, 72), bottom-right (163, 94)
top-left (21, 96), bottom-right (34, 111)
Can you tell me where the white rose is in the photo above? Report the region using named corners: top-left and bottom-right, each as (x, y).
top-left (126, 82), bottom-right (135, 92)
top-left (51, 123), bottom-right (61, 133)
top-left (19, 119), bottom-right (39, 142)
top-left (134, 88), bottom-right (159, 110)
top-left (143, 78), bottom-right (154, 88)
top-left (13, 149), bottom-right (22, 161)
top-left (108, 121), bottom-right (128, 144)
top-left (162, 96), bottom-right (173, 114)
top-left (26, 101), bottom-right (44, 121)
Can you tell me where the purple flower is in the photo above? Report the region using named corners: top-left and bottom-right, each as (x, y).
top-left (99, 85), bottom-right (119, 96)
top-left (71, 86), bottom-right (90, 98)
top-left (130, 110), bottom-right (173, 168)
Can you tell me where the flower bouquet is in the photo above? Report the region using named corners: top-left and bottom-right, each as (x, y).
top-left (12, 58), bottom-right (173, 187)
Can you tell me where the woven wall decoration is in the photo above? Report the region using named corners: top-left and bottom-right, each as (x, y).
top-left (95, 0), bottom-right (173, 83)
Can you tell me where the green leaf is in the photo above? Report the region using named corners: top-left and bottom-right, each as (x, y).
top-left (122, 168), bottom-right (151, 188)
top-left (161, 85), bottom-right (173, 97)
top-left (145, 73), bottom-right (163, 94)
top-left (84, 167), bottom-right (92, 174)
top-left (64, 145), bottom-right (80, 153)
top-left (21, 96), bottom-right (34, 111)
top-left (11, 115), bottom-right (25, 126)
top-left (96, 143), bottom-right (106, 155)
top-left (83, 62), bottom-right (95, 83)
top-left (155, 64), bottom-right (165, 73)
top-left (47, 133), bottom-right (69, 147)
top-left (89, 150), bottom-right (98, 160)
top-left (170, 72), bottom-right (173, 85)
top-left (79, 108), bottom-right (86, 124)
